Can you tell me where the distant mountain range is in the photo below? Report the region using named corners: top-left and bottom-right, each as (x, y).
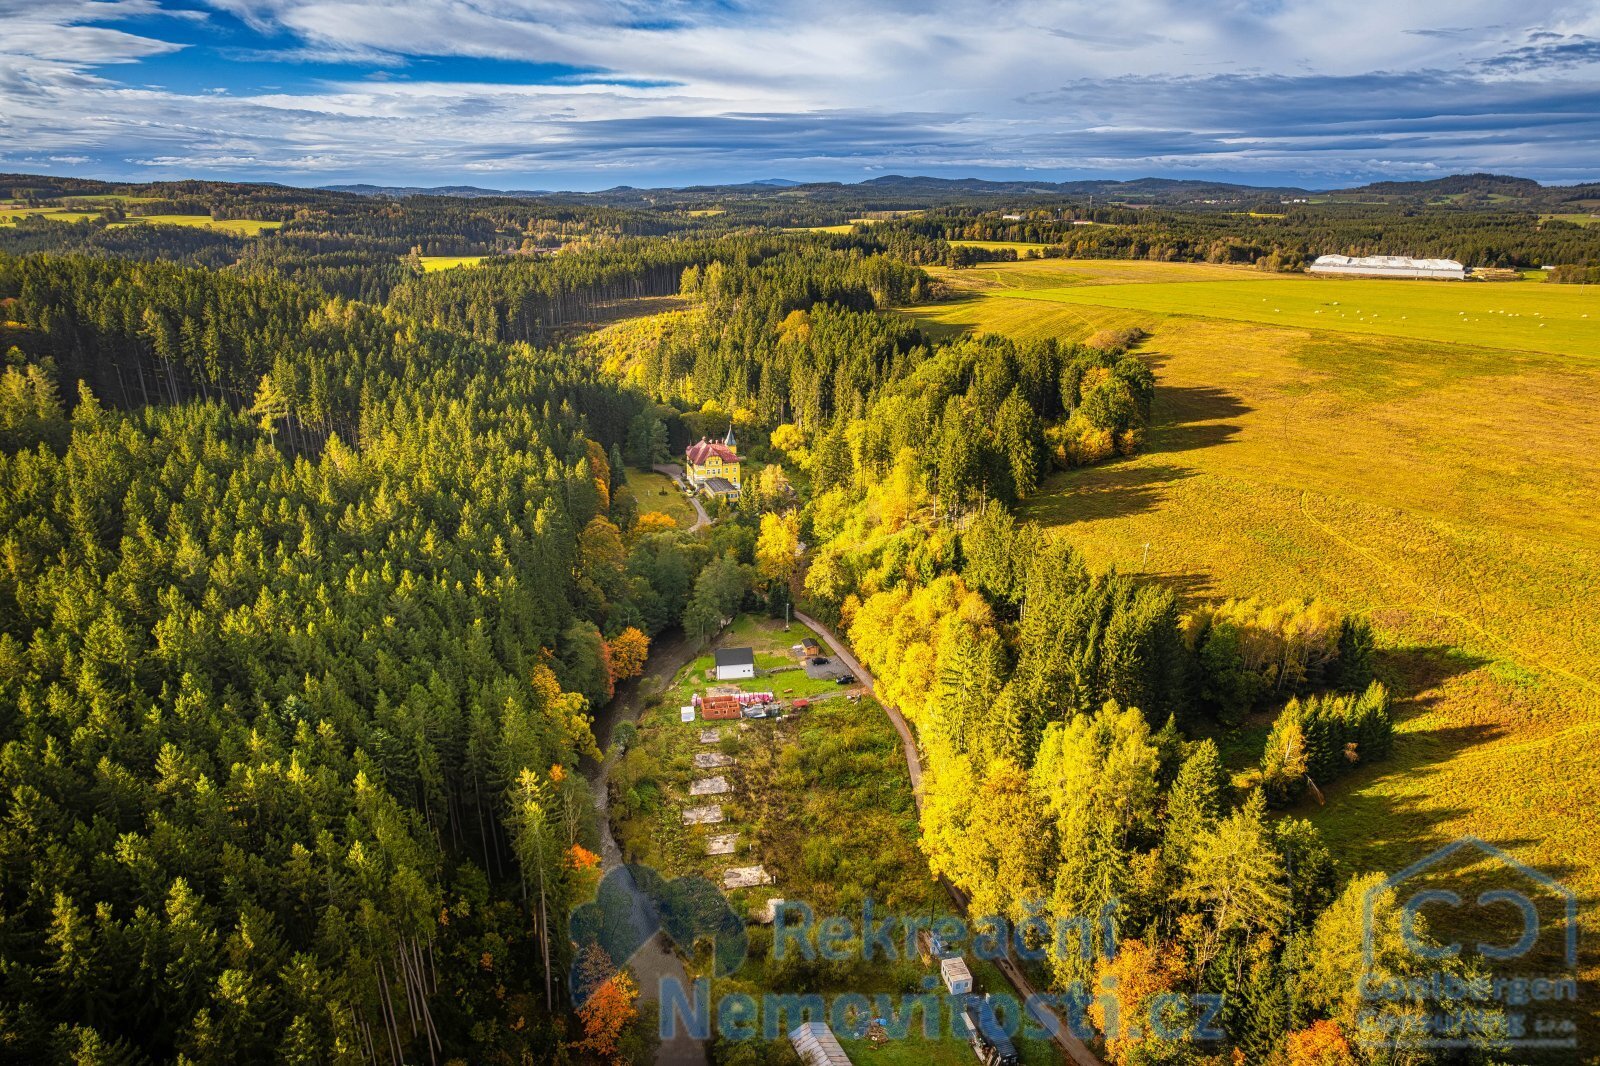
top-left (315, 171), bottom-right (1600, 208)
top-left (4, 169), bottom-right (1596, 212)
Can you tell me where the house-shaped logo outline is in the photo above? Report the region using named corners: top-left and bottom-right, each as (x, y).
top-left (1361, 835), bottom-right (1578, 972)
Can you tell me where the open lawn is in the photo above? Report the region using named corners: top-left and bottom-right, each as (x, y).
top-left (610, 616), bottom-right (1057, 1064)
top-left (917, 256), bottom-right (1600, 1045)
top-left (1541, 213), bottom-right (1600, 227)
top-left (910, 256), bottom-right (1600, 359)
top-left (624, 467), bottom-right (698, 530)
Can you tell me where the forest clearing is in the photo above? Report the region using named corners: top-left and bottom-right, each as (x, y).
top-left (607, 615), bottom-right (1060, 1064)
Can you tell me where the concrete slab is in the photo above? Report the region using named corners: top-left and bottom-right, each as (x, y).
top-left (694, 752), bottom-right (735, 769)
top-left (689, 776), bottom-right (730, 796)
top-left (698, 728), bottom-right (722, 744)
top-left (682, 804), bottom-right (724, 825)
top-left (705, 833), bottom-right (739, 856)
top-left (722, 865), bottom-right (773, 890)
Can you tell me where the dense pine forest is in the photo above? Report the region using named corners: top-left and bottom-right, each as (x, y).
top-left (0, 175), bottom-right (1531, 1064)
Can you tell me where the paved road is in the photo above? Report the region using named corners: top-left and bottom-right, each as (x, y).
top-left (588, 635), bottom-right (708, 1066)
top-left (651, 464), bottom-right (710, 533)
top-left (793, 610), bottom-right (1105, 1066)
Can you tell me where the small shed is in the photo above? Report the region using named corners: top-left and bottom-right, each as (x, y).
top-left (714, 647), bottom-right (756, 681)
top-left (680, 705), bottom-right (696, 723)
top-left (940, 955), bottom-right (973, 996)
top-left (789, 1022), bottom-right (852, 1066)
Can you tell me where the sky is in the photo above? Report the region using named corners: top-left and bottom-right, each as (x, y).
top-left (2, 0), bottom-right (1599, 191)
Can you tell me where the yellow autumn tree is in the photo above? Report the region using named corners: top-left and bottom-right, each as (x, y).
top-left (756, 510), bottom-right (801, 583)
top-left (635, 510), bottom-right (678, 534)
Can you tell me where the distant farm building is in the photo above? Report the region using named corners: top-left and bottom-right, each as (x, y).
top-left (1308, 255), bottom-right (1465, 281)
top-left (714, 647), bottom-right (756, 681)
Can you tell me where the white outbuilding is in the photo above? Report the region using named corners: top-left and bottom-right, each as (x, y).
top-left (714, 647), bottom-right (756, 681)
top-left (1308, 255), bottom-right (1465, 280)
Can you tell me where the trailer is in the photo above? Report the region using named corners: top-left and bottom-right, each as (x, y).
top-left (961, 997), bottom-right (1020, 1066)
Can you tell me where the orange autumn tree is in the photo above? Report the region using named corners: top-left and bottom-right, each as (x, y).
top-left (571, 944), bottom-right (638, 1063)
top-left (607, 627), bottom-right (650, 683)
top-left (1285, 1020), bottom-right (1357, 1066)
top-left (1090, 939), bottom-right (1193, 1066)
top-left (635, 510), bottom-right (678, 533)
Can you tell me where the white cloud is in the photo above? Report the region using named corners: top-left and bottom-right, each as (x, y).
top-left (0, 0), bottom-right (1597, 185)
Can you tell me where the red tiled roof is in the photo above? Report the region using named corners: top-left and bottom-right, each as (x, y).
top-left (687, 439), bottom-right (737, 465)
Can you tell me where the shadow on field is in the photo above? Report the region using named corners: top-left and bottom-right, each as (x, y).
top-left (1148, 384), bottom-right (1250, 455)
top-left (1310, 646), bottom-right (1508, 869)
top-left (1126, 569), bottom-right (1218, 603)
top-left (1376, 644), bottom-right (1491, 714)
top-left (1023, 462), bottom-right (1197, 526)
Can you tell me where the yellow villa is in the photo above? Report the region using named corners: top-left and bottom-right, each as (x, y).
top-left (685, 427), bottom-right (741, 499)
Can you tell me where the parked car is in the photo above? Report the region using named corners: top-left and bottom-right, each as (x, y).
top-left (834, 674), bottom-right (855, 685)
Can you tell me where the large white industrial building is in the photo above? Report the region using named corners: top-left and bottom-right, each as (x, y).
top-left (1307, 255), bottom-right (1466, 281)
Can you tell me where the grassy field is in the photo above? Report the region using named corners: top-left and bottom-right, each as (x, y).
top-left (416, 254), bottom-right (487, 271)
top-left (0, 205), bottom-right (283, 235)
top-left (611, 616), bottom-right (1059, 1063)
top-left (1000, 274), bottom-right (1600, 359)
top-left (1542, 213), bottom-right (1600, 227)
top-left (910, 257), bottom-right (1600, 1046)
top-left (624, 467), bottom-right (698, 530)
top-left (949, 239), bottom-right (1049, 255)
top-left (0, 206), bottom-right (102, 225)
top-left (128, 214), bottom-right (283, 235)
